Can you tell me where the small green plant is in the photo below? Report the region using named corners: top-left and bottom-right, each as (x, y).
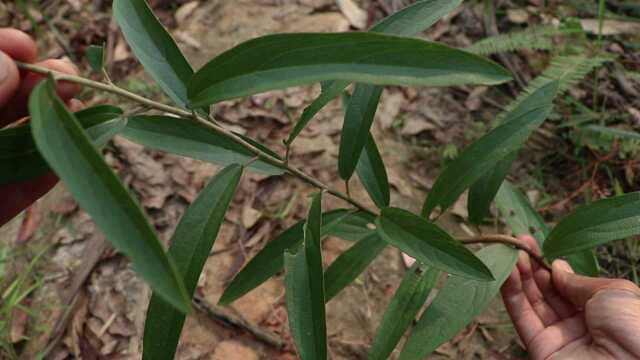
top-left (3, 0), bottom-right (640, 359)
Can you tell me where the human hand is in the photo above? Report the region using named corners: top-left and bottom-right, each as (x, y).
top-left (0, 28), bottom-right (82, 227)
top-left (501, 235), bottom-right (640, 359)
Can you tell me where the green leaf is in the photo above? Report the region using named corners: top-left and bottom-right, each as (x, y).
top-left (399, 245), bottom-right (518, 360)
top-left (113, 0), bottom-right (197, 110)
top-left (86, 44), bottom-right (105, 72)
top-left (285, 192), bottom-right (326, 360)
top-left (495, 181), bottom-right (549, 244)
top-left (376, 207), bottom-right (493, 280)
top-left (355, 135), bottom-right (390, 208)
top-left (288, 0), bottom-right (465, 147)
top-left (143, 165), bottom-right (242, 360)
top-left (75, 105), bottom-right (124, 125)
top-left (544, 192), bottom-right (640, 258)
top-left (188, 32), bottom-right (511, 108)
top-left (324, 211), bottom-right (376, 242)
top-left (422, 81), bottom-right (559, 218)
top-left (339, 84), bottom-right (383, 179)
top-left (565, 250), bottom-right (599, 277)
top-left (286, 80), bottom-right (350, 146)
top-left (368, 0), bottom-right (463, 35)
top-left (496, 181), bottom-right (598, 276)
top-left (29, 79), bottom-right (190, 313)
top-left (121, 116), bottom-right (283, 175)
top-left (1, 105), bottom-right (124, 185)
top-left (324, 234), bottom-right (386, 302)
top-left (468, 151), bottom-right (517, 224)
top-left (369, 265), bottom-right (439, 360)
top-left (218, 210), bottom-right (368, 305)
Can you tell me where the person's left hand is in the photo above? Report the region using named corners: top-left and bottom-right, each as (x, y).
top-left (0, 28), bottom-right (82, 227)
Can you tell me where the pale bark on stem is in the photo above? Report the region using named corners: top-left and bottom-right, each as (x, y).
top-left (17, 62), bottom-right (551, 266)
top-left (461, 235), bottom-right (552, 271)
top-left (16, 62), bottom-right (374, 215)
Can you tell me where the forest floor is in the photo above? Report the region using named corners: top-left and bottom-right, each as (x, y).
top-left (1, 0), bottom-right (639, 359)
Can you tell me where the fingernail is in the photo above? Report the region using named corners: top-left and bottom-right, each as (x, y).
top-left (0, 52), bottom-right (10, 83)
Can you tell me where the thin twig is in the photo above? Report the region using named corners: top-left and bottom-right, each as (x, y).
top-left (460, 235), bottom-right (552, 271)
top-left (192, 295), bottom-right (285, 349)
top-left (16, 62), bottom-right (377, 217)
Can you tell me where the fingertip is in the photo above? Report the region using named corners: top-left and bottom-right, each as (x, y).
top-left (21, 59), bottom-right (82, 101)
top-left (0, 28), bottom-right (38, 63)
top-left (553, 259), bottom-right (574, 274)
top-left (518, 234), bottom-right (541, 255)
top-left (0, 50), bottom-right (20, 110)
top-left (67, 98), bottom-right (84, 112)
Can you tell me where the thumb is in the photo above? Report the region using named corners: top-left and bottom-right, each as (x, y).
top-left (0, 50), bottom-right (20, 109)
top-left (552, 259), bottom-right (640, 308)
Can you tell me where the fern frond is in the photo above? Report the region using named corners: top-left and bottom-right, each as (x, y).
top-left (496, 55), bottom-right (614, 123)
top-left (466, 25), bottom-right (582, 55)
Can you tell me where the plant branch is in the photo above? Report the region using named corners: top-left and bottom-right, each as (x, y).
top-left (17, 62), bottom-right (377, 216)
top-left (460, 235), bottom-right (552, 271)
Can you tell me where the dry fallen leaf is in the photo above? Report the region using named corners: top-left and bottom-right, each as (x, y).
top-left (580, 19), bottom-right (640, 35)
top-left (336, 0), bottom-right (368, 29)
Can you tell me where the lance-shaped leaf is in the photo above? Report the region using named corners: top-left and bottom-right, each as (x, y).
top-left (544, 192), bottom-right (640, 258)
top-left (368, 0), bottom-right (463, 35)
top-left (1, 106), bottom-right (124, 185)
top-left (285, 192), bottom-right (326, 360)
top-left (288, 0), bottom-right (465, 147)
top-left (355, 134), bottom-right (390, 208)
top-left (121, 116), bottom-right (283, 175)
top-left (495, 181), bottom-right (549, 244)
top-left (369, 265), bottom-right (439, 360)
top-left (325, 210), bottom-right (376, 242)
top-left (113, 0), bottom-right (196, 109)
top-left (376, 207), bottom-right (493, 280)
top-left (285, 80), bottom-right (350, 146)
top-left (399, 245), bottom-right (518, 360)
top-left (496, 181), bottom-right (598, 276)
top-left (324, 234), bottom-right (387, 302)
top-left (422, 81), bottom-right (559, 218)
top-left (339, 85), bottom-right (383, 179)
top-left (29, 80), bottom-right (190, 312)
top-left (467, 151), bottom-right (517, 224)
top-left (188, 32), bottom-right (511, 108)
top-left (143, 164), bottom-right (243, 360)
top-left (218, 210), bottom-right (369, 305)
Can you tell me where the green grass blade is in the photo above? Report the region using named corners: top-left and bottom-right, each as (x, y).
top-left (29, 79), bottom-right (190, 313)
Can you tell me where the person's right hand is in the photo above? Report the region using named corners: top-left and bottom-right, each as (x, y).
top-left (501, 235), bottom-right (640, 359)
